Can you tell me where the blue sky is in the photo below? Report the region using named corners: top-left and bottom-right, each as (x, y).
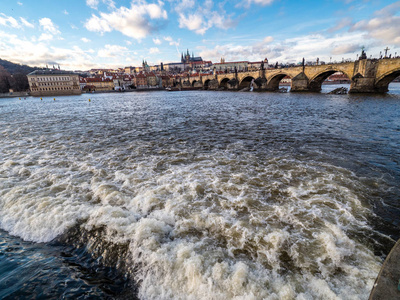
top-left (0, 0), bottom-right (399, 70)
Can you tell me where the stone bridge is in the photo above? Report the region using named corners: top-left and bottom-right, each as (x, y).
top-left (179, 58), bottom-right (400, 93)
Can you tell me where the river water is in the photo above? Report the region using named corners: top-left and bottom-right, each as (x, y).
top-left (1, 84), bottom-right (400, 299)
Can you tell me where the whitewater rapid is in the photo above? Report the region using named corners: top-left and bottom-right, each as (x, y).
top-left (1, 90), bottom-right (399, 299)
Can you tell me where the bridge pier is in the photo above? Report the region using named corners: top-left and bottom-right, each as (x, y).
top-left (290, 72), bottom-right (311, 92)
top-left (349, 59), bottom-right (381, 93)
top-left (349, 77), bottom-right (378, 93)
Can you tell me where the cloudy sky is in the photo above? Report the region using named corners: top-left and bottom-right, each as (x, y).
top-left (0, 0), bottom-right (399, 70)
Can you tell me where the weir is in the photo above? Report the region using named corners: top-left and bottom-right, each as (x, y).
top-left (370, 239), bottom-right (400, 299)
top-left (183, 58), bottom-right (400, 93)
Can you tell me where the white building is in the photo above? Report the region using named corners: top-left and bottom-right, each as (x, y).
top-left (27, 69), bottom-right (81, 97)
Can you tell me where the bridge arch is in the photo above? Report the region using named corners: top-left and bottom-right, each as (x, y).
top-left (220, 78), bottom-right (230, 89)
top-left (239, 76), bottom-right (257, 90)
top-left (375, 67), bottom-right (400, 93)
top-left (203, 79), bottom-right (211, 90)
top-left (191, 80), bottom-right (198, 87)
top-left (267, 73), bottom-right (292, 91)
top-left (308, 69), bottom-right (351, 92)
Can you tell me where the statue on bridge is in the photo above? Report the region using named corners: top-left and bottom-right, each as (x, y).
top-left (360, 46), bottom-right (367, 60)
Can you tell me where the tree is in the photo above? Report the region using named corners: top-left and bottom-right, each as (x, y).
top-left (0, 66), bottom-right (12, 93)
top-left (12, 73), bottom-right (29, 91)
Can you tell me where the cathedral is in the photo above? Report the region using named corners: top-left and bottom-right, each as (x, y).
top-left (181, 49), bottom-right (203, 63)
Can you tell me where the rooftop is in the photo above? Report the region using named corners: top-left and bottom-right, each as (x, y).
top-left (27, 69), bottom-right (78, 76)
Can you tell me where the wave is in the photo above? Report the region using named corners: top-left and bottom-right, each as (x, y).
top-left (0, 141), bottom-right (389, 299)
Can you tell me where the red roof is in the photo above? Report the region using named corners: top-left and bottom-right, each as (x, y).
top-left (85, 77), bottom-right (113, 82)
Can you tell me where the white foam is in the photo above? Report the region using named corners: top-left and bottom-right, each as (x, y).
top-left (0, 136), bottom-right (385, 299)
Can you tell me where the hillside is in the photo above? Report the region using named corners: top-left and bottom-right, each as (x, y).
top-left (0, 58), bottom-right (43, 75)
top-left (0, 59), bottom-right (42, 92)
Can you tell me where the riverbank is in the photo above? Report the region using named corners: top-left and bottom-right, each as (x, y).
top-left (0, 91), bottom-right (30, 98)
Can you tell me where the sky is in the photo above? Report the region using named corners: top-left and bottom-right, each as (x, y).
top-left (0, 0), bottom-right (399, 70)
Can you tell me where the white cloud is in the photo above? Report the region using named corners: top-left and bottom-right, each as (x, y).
top-left (249, 0), bottom-right (274, 5)
top-left (17, 1), bottom-right (23, 5)
top-left (375, 1), bottom-right (400, 17)
top-left (86, 0), bottom-right (99, 9)
top-left (178, 13), bottom-right (203, 33)
top-left (0, 14), bottom-right (35, 29)
top-left (86, 0), bottom-right (116, 9)
top-left (63, 10), bottom-right (69, 15)
top-left (263, 36), bottom-right (273, 43)
top-left (38, 33), bottom-right (53, 41)
top-left (237, 0), bottom-right (275, 7)
top-left (39, 18), bottom-right (60, 35)
top-left (20, 17), bottom-right (34, 28)
top-left (98, 44), bottom-right (128, 57)
top-left (331, 44), bottom-right (360, 55)
top-left (85, 14), bottom-right (111, 33)
top-left (85, 2), bottom-right (167, 40)
top-left (174, 0), bottom-right (195, 14)
top-left (350, 7), bottom-right (400, 45)
top-left (198, 31), bottom-right (369, 64)
top-left (0, 30), bottom-right (129, 70)
top-left (328, 17), bottom-right (352, 33)
top-left (153, 38), bottom-right (162, 45)
top-left (175, 0), bottom-right (236, 35)
top-left (0, 13), bottom-right (20, 28)
top-left (0, 31), bottom-right (84, 69)
top-left (149, 47), bottom-right (160, 54)
top-left (196, 3), bottom-right (397, 63)
top-left (81, 37), bottom-right (91, 43)
top-left (164, 36), bottom-right (180, 46)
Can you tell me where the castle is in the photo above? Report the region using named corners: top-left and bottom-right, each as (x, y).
top-left (181, 49), bottom-right (203, 64)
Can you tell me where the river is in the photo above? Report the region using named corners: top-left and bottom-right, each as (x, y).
top-left (1, 84), bottom-right (400, 299)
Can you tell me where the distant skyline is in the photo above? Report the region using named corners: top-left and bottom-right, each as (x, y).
top-left (0, 0), bottom-right (399, 70)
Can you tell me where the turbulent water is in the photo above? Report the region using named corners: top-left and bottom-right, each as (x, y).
top-left (1, 84), bottom-right (400, 299)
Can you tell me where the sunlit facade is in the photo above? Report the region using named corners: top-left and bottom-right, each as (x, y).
top-left (27, 70), bottom-right (81, 97)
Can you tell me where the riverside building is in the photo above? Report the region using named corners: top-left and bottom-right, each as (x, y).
top-left (27, 69), bottom-right (81, 97)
